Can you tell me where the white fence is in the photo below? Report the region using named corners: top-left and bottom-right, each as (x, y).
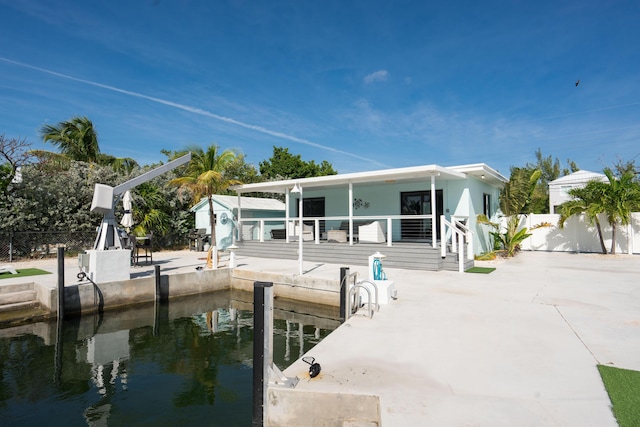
top-left (511, 213), bottom-right (640, 254)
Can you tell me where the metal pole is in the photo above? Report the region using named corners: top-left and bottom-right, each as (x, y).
top-left (9, 231), bottom-right (13, 262)
top-left (339, 267), bottom-right (350, 323)
top-left (154, 265), bottom-right (161, 302)
top-left (57, 247), bottom-right (65, 319)
top-left (253, 281), bottom-right (273, 427)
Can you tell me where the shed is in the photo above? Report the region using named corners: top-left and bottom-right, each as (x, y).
top-left (548, 170), bottom-right (607, 213)
top-left (190, 195), bottom-right (285, 249)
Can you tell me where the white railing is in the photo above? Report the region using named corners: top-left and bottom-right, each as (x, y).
top-left (440, 215), bottom-right (473, 273)
top-left (235, 214), bottom-right (436, 247)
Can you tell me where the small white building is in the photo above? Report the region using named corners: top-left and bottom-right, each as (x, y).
top-left (548, 170), bottom-right (607, 213)
top-left (190, 195), bottom-right (285, 249)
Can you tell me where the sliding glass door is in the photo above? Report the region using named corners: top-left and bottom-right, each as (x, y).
top-left (400, 190), bottom-right (443, 240)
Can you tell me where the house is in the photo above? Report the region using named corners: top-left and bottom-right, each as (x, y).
top-left (548, 170), bottom-right (606, 214)
top-left (231, 163), bottom-right (508, 271)
top-left (190, 195), bottom-right (285, 249)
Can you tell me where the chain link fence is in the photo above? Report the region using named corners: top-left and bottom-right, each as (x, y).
top-left (0, 231), bottom-right (97, 262)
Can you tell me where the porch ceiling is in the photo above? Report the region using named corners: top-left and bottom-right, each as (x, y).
top-left (233, 164), bottom-right (466, 194)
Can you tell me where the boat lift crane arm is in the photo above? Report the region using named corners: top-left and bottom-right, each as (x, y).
top-left (90, 152), bottom-right (192, 250)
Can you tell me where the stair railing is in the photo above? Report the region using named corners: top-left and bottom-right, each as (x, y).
top-left (440, 215), bottom-right (473, 273)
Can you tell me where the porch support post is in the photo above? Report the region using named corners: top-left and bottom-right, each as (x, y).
top-left (431, 175), bottom-right (437, 248)
top-left (237, 193), bottom-right (243, 242)
top-left (285, 188), bottom-right (290, 243)
top-left (298, 187), bottom-right (303, 275)
top-left (349, 182), bottom-right (354, 245)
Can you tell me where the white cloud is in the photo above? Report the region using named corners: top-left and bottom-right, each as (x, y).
top-left (364, 70), bottom-right (389, 85)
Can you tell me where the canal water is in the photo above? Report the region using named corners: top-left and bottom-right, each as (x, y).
top-left (0, 290), bottom-right (339, 426)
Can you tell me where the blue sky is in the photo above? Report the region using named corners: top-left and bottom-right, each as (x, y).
top-left (1, 1), bottom-right (639, 176)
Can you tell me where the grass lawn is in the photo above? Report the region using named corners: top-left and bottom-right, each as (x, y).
top-left (598, 365), bottom-right (640, 427)
top-left (0, 268), bottom-right (52, 280)
top-left (465, 266), bottom-right (496, 274)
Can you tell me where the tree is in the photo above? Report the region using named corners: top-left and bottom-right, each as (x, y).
top-left (557, 181), bottom-right (608, 254)
top-left (558, 167), bottom-right (640, 254)
top-left (39, 116), bottom-right (100, 163)
top-left (478, 168), bottom-right (549, 257)
top-left (0, 135), bottom-right (32, 194)
top-left (0, 161), bottom-right (120, 234)
top-left (526, 148), bottom-right (579, 213)
top-left (499, 167), bottom-right (541, 216)
top-left (35, 116), bottom-right (138, 172)
top-left (259, 146), bottom-right (337, 179)
top-left (168, 145), bottom-right (241, 247)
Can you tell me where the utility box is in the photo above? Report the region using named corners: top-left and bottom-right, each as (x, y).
top-left (78, 252), bottom-right (90, 272)
top-left (86, 249), bottom-right (130, 283)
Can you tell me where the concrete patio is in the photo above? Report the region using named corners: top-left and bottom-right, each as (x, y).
top-left (1, 250), bottom-right (639, 426)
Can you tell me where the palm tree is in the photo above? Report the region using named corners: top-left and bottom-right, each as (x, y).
top-left (558, 168), bottom-right (640, 254)
top-left (35, 116), bottom-right (138, 172)
top-left (169, 145), bottom-right (241, 247)
top-left (39, 116), bottom-right (100, 162)
top-left (558, 182), bottom-right (608, 253)
top-left (477, 168), bottom-right (547, 258)
top-left (600, 168), bottom-right (640, 254)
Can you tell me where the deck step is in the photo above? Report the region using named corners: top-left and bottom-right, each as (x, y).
top-left (0, 290), bottom-right (37, 306)
top-left (0, 282), bottom-right (35, 295)
top-left (0, 300), bottom-right (39, 313)
top-left (235, 241), bottom-right (473, 272)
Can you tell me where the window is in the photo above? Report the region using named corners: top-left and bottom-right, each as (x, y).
top-left (483, 193), bottom-right (491, 217)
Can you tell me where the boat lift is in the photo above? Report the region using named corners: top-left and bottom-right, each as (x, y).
top-left (79, 153), bottom-right (192, 283)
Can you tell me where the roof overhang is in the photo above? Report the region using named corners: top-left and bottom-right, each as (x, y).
top-left (233, 164), bottom-right (472, 194)
top-left (448, 163), bottom-right (508, 188)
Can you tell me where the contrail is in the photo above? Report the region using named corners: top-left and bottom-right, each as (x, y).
top-left (0, 57), bottom-right (386, 166)
top-left (535, 102), bottom-right (640, 121)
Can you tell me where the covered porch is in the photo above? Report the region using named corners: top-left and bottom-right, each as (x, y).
top-left (231, 163), bottom-right (506, 272)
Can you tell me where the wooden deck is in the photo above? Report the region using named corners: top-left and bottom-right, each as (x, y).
top-left (234, 240), bottom-right (473, 272)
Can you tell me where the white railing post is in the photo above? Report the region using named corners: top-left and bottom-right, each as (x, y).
top-left (259, 220), bottom-right (265, 242)
top-left (467, 230), bottom-right (474, 260)
top-left (315, 219), bottom-right (320, 244)
top-left (440, 215), bottom-right (447, 258)
top-left (387, 217), bottom-right (392, 247)
top-left (451, 222), bottom-right (457, 254)
top-left (458, 232), bottom-right (464, 273)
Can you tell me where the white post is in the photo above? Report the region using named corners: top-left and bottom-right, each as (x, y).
top-left (237, 193), bottom-right (243, 242)
top-left (431, 175), bottom-right (437, 248)
top-left (290, 184), bottom-right (304, 275)
top-left (285, 189), bottom-right (290, 243)
top-left (440, 215), bottom-right (446, 258)
top-left (314, 218), bottom-right (320, 244)
top-left (259, 220), bottom-right (265, 243)
top-left (349, 182), bottom-right (354, 245)
top-left (458, 232), bottom-right (464, 273)
top-left (387, 217), bottom-right (392, 247)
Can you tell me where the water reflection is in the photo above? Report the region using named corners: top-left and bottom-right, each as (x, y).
top-left (0, 290), bottom-right (339, 427)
